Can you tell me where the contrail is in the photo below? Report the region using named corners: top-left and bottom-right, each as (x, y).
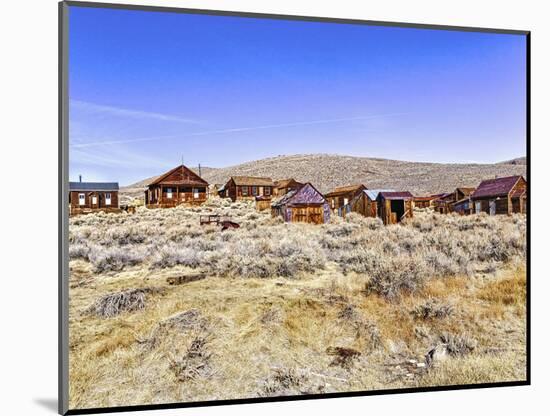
top-left (70, 112), bottom-right (409, 148)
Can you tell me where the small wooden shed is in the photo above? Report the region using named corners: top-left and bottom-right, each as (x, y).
top-left (344, 189), bottom-right (394, 218)
top-left (271, 183), bottom-right (330, 224)
top-left (471, 175), bottom-right (527, 215)
top-left (325, 184), bottom-right (367, 212)
top-left (145, 164), bottom-right (209, 208)
top-left (451, 198), bottom-right (473, 215)
top-left (413, 194), bottom-right (442, 209)
top-left (255, 196), bottom-right (272, 211)
top-left (434, 187), bottom-right (475, 214)
top-left (377, 191), bottom-right (414, 225)
top-left (69, 180), bottom-right (120, 216)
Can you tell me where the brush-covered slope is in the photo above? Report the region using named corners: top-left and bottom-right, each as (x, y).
top-left (121, 153), bottom-right (527, 201)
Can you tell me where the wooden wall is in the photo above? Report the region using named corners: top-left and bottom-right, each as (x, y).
top-left (69, 191), bottom-right (119, 210)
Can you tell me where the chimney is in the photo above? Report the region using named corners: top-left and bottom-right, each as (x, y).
top-left (79, 175), bottom-right (82, 182)
top-left (199, 163), bottom-right (202, 177)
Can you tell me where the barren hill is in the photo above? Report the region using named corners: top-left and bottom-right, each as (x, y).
top-left (120, 154), bottom-right (526, 202)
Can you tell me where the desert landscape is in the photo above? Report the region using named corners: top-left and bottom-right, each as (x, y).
top-left (68, 197), bottom-right (526, 409)
top-left (119, 154), bottom-right (527, 205)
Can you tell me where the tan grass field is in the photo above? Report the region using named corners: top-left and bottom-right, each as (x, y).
top-left (68, 200), bottom-right (526, 409)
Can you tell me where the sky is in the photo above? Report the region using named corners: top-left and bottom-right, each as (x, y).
top-left (68, 6), bottom-right (527, 185)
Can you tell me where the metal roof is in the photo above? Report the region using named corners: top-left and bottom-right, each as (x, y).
top-left (378, 191), bottom-right (414, 200)
top-left (471, 175), bottom-right (523, 199)
top-left (325, 184), bottom-right (365, 197)
top-left (69, 182), bottom-right (119, 191)
top-left (364, 189), bottom-right (395, 200)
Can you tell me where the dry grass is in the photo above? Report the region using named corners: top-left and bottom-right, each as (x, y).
top-left (68, 202), bottom-right (527, 410)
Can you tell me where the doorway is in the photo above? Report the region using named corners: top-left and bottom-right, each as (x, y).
top-left (390, 200), bottom-right (405, 223)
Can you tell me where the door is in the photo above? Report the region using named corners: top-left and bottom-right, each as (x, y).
top-left (78, 193), bottom-right (85, 206)
top-left (489, 200), bottom-right (496, 216)
top-left (105, 192), bottom-right (112, 206)
top-left (91, 196), bottom-right (98, 207)
top-left (475, 201), bottom-right (481, 214)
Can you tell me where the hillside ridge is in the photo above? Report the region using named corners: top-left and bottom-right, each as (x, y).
top-left (120, 153), bottom-right (527, 202)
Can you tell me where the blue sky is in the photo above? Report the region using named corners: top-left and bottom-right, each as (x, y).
top-left (68, 6), bottom-right (527, 185)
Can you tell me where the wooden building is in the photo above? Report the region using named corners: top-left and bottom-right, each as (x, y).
top-left (471, 175), bottom-right (527, 215)
top-left (451, 198), bottom-right (473, 215)
top-left (434, 187), bottom-right (476, 214)
top-left (145, 165), bottom-right (209, 208)
top-left (255, 196), bottom-right (272, 211)
top-left (413, 194), bottom-right (443, 209)
top-left (377, 191), bottom-right (414, 225)
top-left (343, 189), bottom-right (394, 218)
top-left (273, 178), bottom-right (303, 196)
top-left (69, 179), bottom-right (120, 215)
top-left (271, 183), bottom-right (330, 224)
top-left (325, 184), bottom-right (367, 212)
top-left (223, 176), bottom-right (274, 202)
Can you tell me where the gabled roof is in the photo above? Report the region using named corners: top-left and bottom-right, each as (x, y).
top-left (325, 184), bottom-right (366, 197)
top-left (364, 189), bottom-right (395, 201)
top-left (274, 178), bottom-right (302, 189)
top-left (456, 187), bottom-right (476, 196)
top-left (69, 182), bottom-right (119, 191)
top-left (471, 175), bottom-right (524, 199)
top-left (149, 165), bottom-right (208, 187)
top-left (231, 176), bottom-right (274, 187)
top-left (435, 192), bottom-right (455, 202)
top-left (272, 183), bottom-right (326, 207)
top-left (378, 191), bottom-right (414, 200)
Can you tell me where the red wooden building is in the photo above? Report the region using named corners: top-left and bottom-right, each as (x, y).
top-left (145, 165), bottom-right (209, 208)
top-left (222, 176), bottom-right (274, 202)
top-left (471, 175), bottom-right (527, 215)
top-left (69, 179), bottom-right (120, 215)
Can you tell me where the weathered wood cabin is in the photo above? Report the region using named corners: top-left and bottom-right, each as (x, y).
top-left (377, 191), bottom-right (414, 225)
top-left (271, 183), bottom-right (330, 224)
top-left (69, 179), bottom-right (120, 215)
top-left (471, 175), bottom-right (527, 215)
top-left (273, 178), bottom-right (304, 197)
top-left (325, 184), bottom-right (367, 212)
top-left (343, 189), bottom-right (394, 218)
top-left (451, 198), bottom-right (473, 215)
top-left (413, 194), bottom-right (443, 209)
top-left (434, 187), bottom-right (476, 214)
top-left (145, 165), bottom-right (209, 208)
top-left (223, 176), bottom-right (274, 202)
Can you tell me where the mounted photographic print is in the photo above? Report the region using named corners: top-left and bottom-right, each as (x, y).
top-left (59, 1), bottom-right (530, 414)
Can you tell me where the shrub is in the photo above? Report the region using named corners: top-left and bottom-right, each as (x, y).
top-left (85, 288), bottom-right (160, 318)
top-left (88, 245), bottom-right (148, 273)
top-left (365, 256), bottom-right (428, 300)
top-left (411, 298), bottom-right (454, 320)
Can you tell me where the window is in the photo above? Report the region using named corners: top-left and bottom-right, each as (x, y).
top-left (193, 188), bottom-right (199, 199)
top-left (78, 193), bottom-right (85, 206)
top-left (475, 201), bottom-right (481, 214)
top-left (105, 192), bottom-right (111, 205)
top-left (344, 198), bottom-right (349, 206)
top-left (92, 196), bottom-right (97, 205)
top-left (242, 186), bottom-right (248, 196)
top-left (265, 187), bottom-right (271, 196)
top-left (166, 188), bottom-right (172, 199)
top-left (252, 186), bottom-right (257, 196)
top-left (331, 199), bottom-right (335, 209)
